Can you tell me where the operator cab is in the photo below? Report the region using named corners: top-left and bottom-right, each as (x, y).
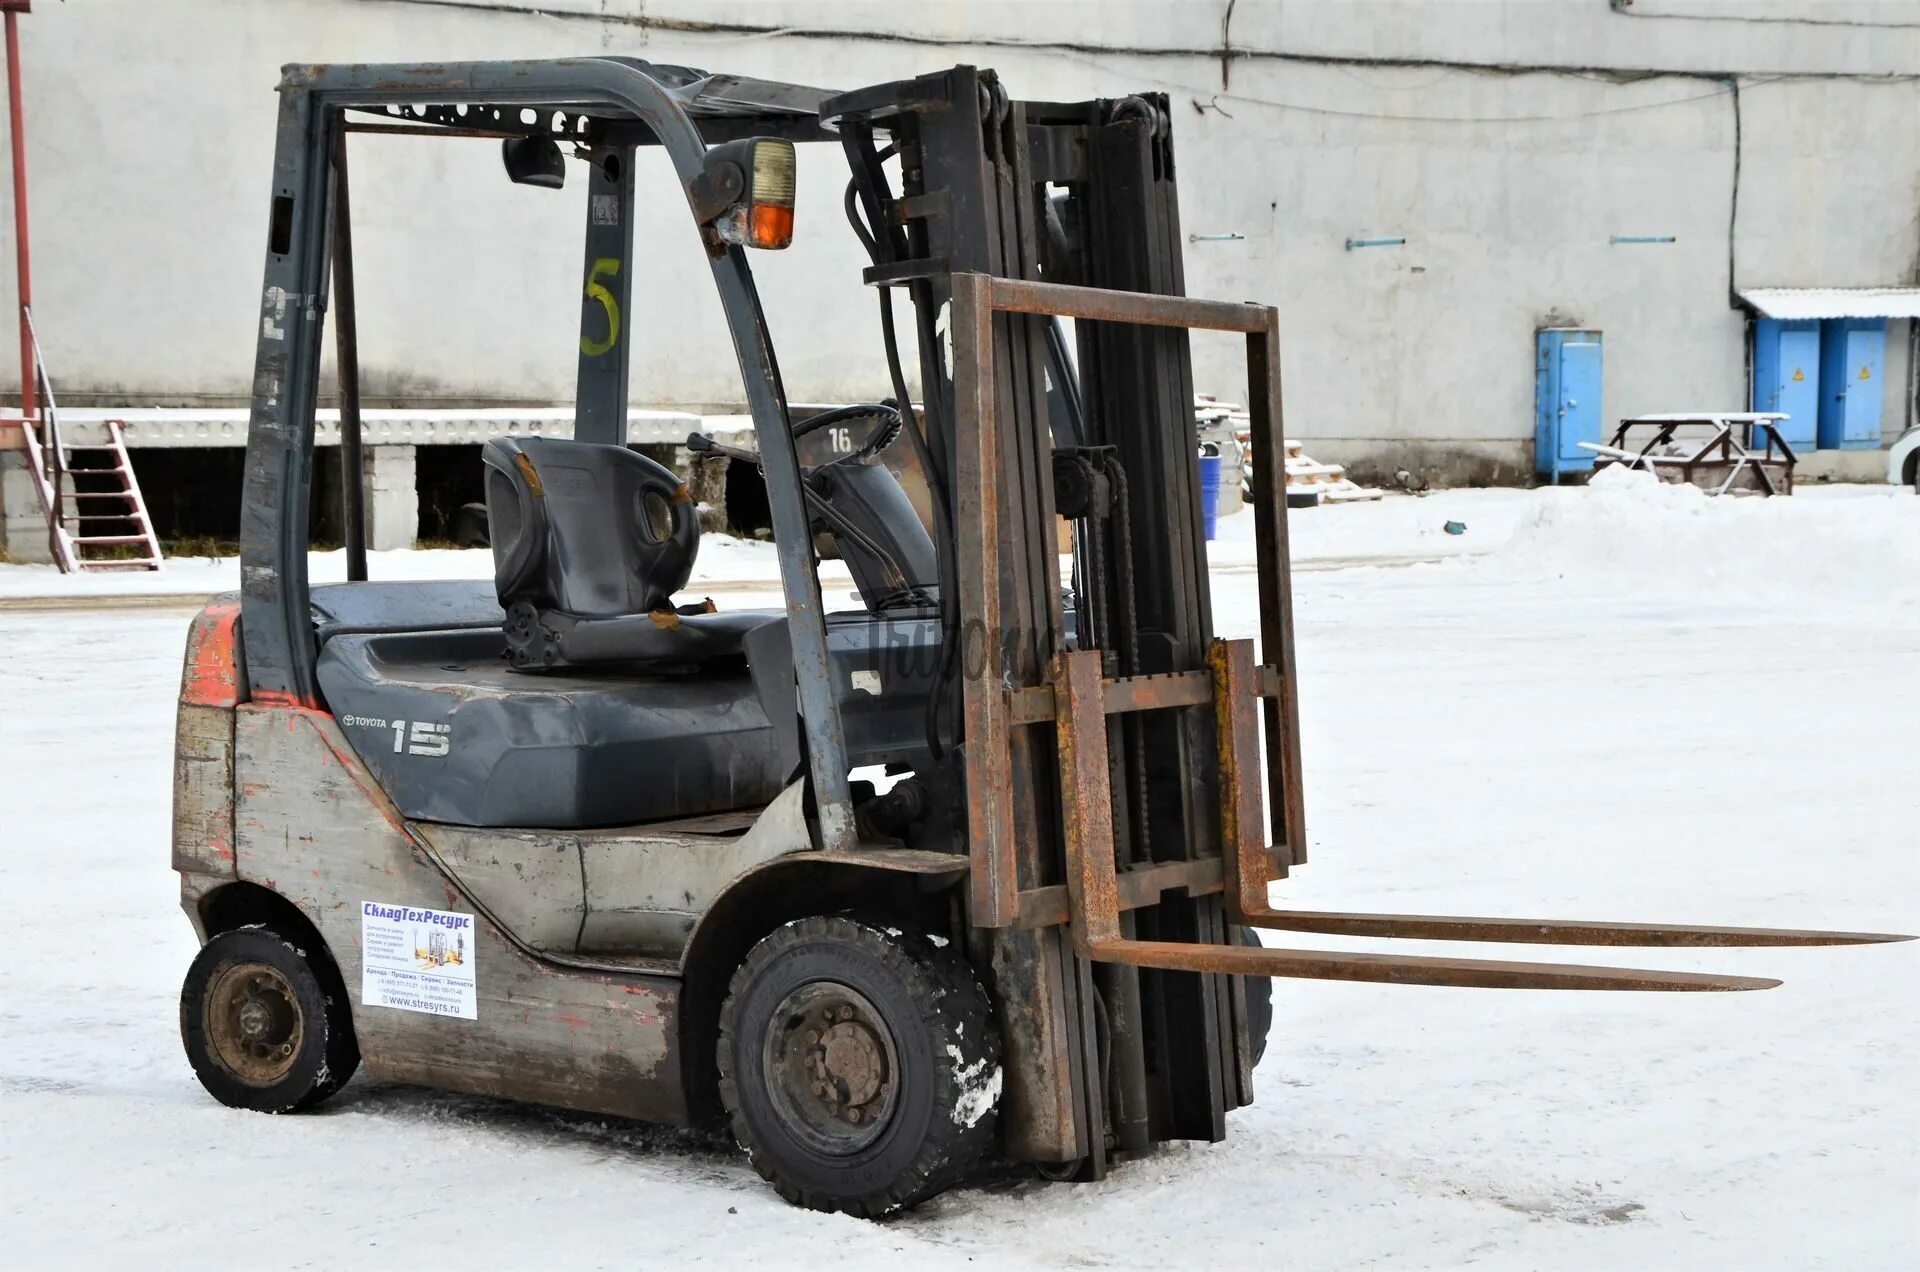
top-left (263, 63), bottom-right (959, 839)
top-left (314, 413), bottom-right (944, 833)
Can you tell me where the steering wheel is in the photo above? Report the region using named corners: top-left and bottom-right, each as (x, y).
top-left (792, 401), bottom-right (906, 466)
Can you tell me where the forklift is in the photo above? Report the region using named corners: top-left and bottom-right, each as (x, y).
top-left (170, 58), bottom-right (1906, 1216)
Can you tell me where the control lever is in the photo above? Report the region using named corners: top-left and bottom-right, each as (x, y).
top-left (686, 431), bottom-right (762, 466)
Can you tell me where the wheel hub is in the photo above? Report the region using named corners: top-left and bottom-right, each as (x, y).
top-left (206, 961), bottom-right (304, 1086)
top-left (817, 1019), bottom-right (884, 1108)
top-left (763, 983), bottom-right (899, 1154)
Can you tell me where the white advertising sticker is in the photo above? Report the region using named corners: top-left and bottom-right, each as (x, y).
top-left (360, 901), bottom-right (477, 1020)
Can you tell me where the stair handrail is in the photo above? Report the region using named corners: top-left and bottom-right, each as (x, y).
top-left (109, 416), bottom-right (164, 567)
top-left (14, 309), bottom-right (159, 571)
top-left (18, 304), bottom-right (77, 569)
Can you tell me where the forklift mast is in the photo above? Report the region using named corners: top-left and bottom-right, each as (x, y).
top-left (824, 68), bottom-right (1285, 1165)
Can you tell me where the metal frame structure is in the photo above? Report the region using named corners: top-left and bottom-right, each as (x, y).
top-left (1586, 412), bottom-right (1797, 495)
top-left (952, 274), bottom-right (1301, 931)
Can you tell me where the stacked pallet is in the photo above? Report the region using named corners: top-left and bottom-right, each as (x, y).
top-left (1194, 397), bottom-right (1382, 505)
top-left (1275, 438), bottom-right (1383, 504)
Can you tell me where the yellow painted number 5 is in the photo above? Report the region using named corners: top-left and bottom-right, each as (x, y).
top-left (580, 257), bottom-right (621, 357)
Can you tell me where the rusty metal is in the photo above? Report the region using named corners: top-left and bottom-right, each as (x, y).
top-left (1210, 639), bottom-right (1274, 918)
top-left (1009, 669), bottom-right (1214, 726)
top-left (1012, 857), bottom-right (1224, 930)
top-left (1245, 306), bottom-right (1307, 866)
top-left (988, 276), bottom-right (1268, 334)
top-left (764, 982), bottom-right (899, 1148)
top-left (205, 961), bottom-right (305, 1085)
top-left (1087, 940), bottom-right (1782, 992)
top-left (954, 270), bottom-right (1017, 925)
top-left (987, 925), bottom-right (1086, 1164)
top-left (5, 5), bottom-right (30, 423)
top-left (1055, 648), bottom-right (1120, 956)
top-left (958, 271), bottom-right (1295, 932)
top-left (1240, 912), bottom-right (1912, 947)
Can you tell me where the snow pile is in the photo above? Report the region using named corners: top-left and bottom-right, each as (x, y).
top-left (1489, 466), bottom-right (1920, 603)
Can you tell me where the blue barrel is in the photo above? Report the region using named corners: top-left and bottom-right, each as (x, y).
top-left (1198, 454), bottom-right (1222, 540)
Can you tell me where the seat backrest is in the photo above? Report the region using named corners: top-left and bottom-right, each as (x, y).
top-left (482, 436), bottom-right (700, 618)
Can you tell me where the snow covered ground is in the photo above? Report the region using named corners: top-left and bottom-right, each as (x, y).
top-left (2, 473), bottom-right (1916, 1268)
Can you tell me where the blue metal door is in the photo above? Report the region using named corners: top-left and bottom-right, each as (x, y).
top-left (1816, 319), bottom-right (1887, 450)
top-left (1752, 319), bottom-right (1820, 451)
top-left (1534, 329), bottom-right (1602, 480)
top-left (1558, 337), bottom-right (1602, 466)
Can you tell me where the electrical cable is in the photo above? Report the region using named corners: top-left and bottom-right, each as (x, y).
top-left (1610, 0), bottom-right (1920, 31)
top-left (842, 152), bottom-right (962, 761)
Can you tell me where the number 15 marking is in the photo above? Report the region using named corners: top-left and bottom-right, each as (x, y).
top-left (390, 720), bottom-right (451, 757)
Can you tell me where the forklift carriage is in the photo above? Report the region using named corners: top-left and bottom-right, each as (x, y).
top-left (170, 57), bottom-right (1904, 1216)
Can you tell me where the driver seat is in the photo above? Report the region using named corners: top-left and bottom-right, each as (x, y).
top-left (482, 436), bottom-right (775, 670)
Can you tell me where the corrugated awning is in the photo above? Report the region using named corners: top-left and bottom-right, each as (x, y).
top-left (1737, 287), bottom-right (1920, 320)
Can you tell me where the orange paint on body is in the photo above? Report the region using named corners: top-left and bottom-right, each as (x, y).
top-left (179, 600), bottom-right (244, 708)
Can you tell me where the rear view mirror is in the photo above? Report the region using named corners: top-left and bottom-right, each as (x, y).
top-left (502, 135), bottom-right (565, 189)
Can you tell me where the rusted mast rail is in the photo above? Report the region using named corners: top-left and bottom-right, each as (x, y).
top-left (951, 272), bottom-right (1907, 992)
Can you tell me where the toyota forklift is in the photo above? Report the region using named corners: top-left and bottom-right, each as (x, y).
top-left (170, 58), bottom-right (1905, 1216)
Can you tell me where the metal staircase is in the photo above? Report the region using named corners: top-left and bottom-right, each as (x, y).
top-left (15, 308), bottom-right (161, 572)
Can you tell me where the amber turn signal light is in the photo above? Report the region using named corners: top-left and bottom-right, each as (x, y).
top-left (696, 136), bottom-right (796, 250)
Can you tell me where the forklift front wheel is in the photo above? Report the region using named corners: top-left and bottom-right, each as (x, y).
top-left (717, 916), bottom-right (999, 1216)
top-left (180, 925), bottom-right (360, 1114)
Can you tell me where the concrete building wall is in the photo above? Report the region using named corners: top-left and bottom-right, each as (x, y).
top-left (0, 0), bottom-right (1913, 484)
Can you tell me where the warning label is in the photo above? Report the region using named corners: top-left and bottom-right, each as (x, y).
top-left (360, 901), bottom-right (477, 1020)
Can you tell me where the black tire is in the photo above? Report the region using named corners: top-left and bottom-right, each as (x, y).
top-left (717, 916), bottom-right (999, 1216)
top-left (1235, 925), bottom-right (1274, 1069)
top-left (180, 924), bottom-right (360, 1113)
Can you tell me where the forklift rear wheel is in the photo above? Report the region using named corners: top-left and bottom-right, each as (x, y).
top-left (180, 925), bottom-right (360, 1113)
top-left (717, 916), bottom-right (999, 1216)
